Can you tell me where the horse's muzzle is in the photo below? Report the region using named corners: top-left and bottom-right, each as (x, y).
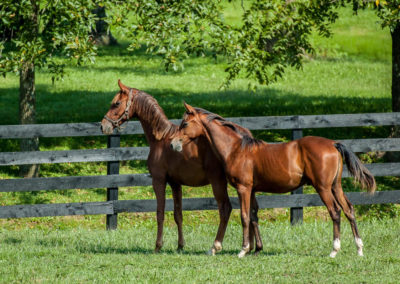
top-left (100, 119), bottom-right (114, 135)
top-left (170, 137), bottom-right (183, 152)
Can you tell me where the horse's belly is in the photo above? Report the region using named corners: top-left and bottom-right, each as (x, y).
top-left (167, 163), bottom-right (209, 186)
top-left (254, 173), bottom-right (303, 193)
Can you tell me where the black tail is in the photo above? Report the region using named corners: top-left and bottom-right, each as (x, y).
top-left (335, 143), bottom-right (376, 193)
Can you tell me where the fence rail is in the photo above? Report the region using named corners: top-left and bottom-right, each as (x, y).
top-left (1, 112), bottom-right (400, 227)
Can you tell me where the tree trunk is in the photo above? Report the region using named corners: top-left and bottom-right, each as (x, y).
top-left (385, 23), bottom-right (400, 162)
top-left (19, 61), bottom-right (40, 178)
top-left (392, 23), bottom-right (400, 113)
top-left (91, 5), bottom-right (117, 46)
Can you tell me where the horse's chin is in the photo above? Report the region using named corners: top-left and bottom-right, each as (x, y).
top-left (170, 138), bottom-right (183, 152)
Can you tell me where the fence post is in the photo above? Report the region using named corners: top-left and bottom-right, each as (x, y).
top-left (290, 129), bottom-right (303, 225)
top-left (106, 134), bottom-right (120, 230)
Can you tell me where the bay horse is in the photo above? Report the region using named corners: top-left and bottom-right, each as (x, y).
top-left (100, 80), bottom-right (263, 254)
top-left (171, 103), bottom-right (376, 258)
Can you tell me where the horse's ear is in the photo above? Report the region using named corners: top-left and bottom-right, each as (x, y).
top-left (183, 102), bottom-right (196, 114)
top-left (118, 79), bottom-right (129, 93)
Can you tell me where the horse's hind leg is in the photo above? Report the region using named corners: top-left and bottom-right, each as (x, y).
top-left (332, 184), bottom-right (364, 256)
top-left (170, 182), bottom-right (185, 251)
top-left (153, 178), bottom-right (167, 253)
top-left (316, 188), bottom-right (342, 258)
top-left (250, 191), bottom-right (263, 255)
top-left (208, 177), bottom-right (232, 255)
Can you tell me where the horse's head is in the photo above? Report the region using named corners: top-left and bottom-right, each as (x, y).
top-left (170, 102), bottom-right (207, 152)
top-left (101, 80), bottom-right (135, 134)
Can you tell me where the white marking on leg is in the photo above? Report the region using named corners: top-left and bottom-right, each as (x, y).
top-left (329, 238), bottom-right (341, 258)
top-left (207, 241), bottom-right (222, 256)
top-left (238, 244), bottom-right (250, 258)
top-left (355, 237), bottom-right (364, 256)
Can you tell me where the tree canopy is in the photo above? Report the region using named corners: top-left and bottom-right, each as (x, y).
top-left (0, 0), bottom-right (99, 81)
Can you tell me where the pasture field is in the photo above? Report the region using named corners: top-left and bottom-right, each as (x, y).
top-left (0, 4), bottom-right (399, 282)
top-left (1, 219), bottom-right (399, 283)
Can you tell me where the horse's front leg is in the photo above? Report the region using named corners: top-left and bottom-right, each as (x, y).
top-left (153, 177), bottom-right (167, 253)
top-left (207, 176), bottom-right (232, 255)
top-left (237, 184), bottom-right (252, 258)
top-left (170, 182), bottom-right (185, 251)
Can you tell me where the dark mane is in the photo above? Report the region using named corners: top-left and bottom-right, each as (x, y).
top-left (194, 107), bottom-right (263, 148)
top-left (133, 90), bottom-right (178, 140)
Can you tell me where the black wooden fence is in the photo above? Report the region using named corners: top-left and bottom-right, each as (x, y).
top-left (1, 113), bottom-right (400, 229)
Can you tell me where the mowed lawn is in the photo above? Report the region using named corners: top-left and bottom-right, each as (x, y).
top-left (1, 220), bottom-right (400, 283)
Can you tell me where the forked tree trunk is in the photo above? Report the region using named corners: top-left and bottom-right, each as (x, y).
top-left (19, 61), bottom-right (40, 177)
top-left (92, 5), bottom-right (117, 46)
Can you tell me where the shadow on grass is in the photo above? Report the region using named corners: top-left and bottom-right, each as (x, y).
top-left (70, 242), bottom-right (285, 257)
top-left (0, 85), bottom-right (391, 124)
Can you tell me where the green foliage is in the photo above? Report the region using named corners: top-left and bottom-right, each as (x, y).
top-left (0, 0), bottom-right (100, 80)
top-left (355, 0), bottom-right (400, 31)
top-left (223, 0), bottom-right (342, 88)
top-left (113, 0), bottom-right (229, 72)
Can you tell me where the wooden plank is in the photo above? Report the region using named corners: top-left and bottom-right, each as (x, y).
top-left (342, 163), bottom-right (400, 178)
top-left (0, 190), bottom-right (398, 219)
top-left (338, 138), bottom-right (400, 152)
top-left (0, 201), bottom-right (113, 219)
top-left (0, 147), bottom-right (150, 166)
top-left (1, 113), bottom-right (400, 139)
top-left (0, 163), bottom-right (398, 193)
top-left (0, 174), bottom-right (153, 192)
top-left (2, 137), bottom-right (399, 166)
top-left (114, 190), bottom-right (400, 213)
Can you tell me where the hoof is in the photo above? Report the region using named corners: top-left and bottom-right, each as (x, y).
top-left (207, 241), bottom-right (222, 256)
top-left (238, 250), bottom-right (248, 258)
top-left (154, 245), bottom-right (162, 253)
top-left (329, 250), bottom-right (338, 258)
top-left (357, 250), bottom-right (364, 257)
top-left (207, 248), bottom-right (216, 256)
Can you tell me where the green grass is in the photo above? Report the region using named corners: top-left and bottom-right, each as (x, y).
top-left (1, 219), bottom-right (399, 283)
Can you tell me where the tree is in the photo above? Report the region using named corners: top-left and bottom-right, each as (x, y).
top-left (0, 0), bottom-right (98, 177)
top-left (92, 5), bottom-right (118, 46)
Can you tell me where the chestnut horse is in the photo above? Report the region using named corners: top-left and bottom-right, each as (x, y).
top-left (171, 103), bottom-right (376, 258)
top-left (101, 80), bottom-right (263, 254)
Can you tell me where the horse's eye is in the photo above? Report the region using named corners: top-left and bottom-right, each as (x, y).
top-left (115, 102), bottom-right (121, 107)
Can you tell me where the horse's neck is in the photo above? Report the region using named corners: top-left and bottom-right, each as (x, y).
top-left (203, 119), bottom-right (241, 162)
top-left (132, 97), bottom-right (174, 144)
top-left (139, 120), bottom-right (159, 144)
